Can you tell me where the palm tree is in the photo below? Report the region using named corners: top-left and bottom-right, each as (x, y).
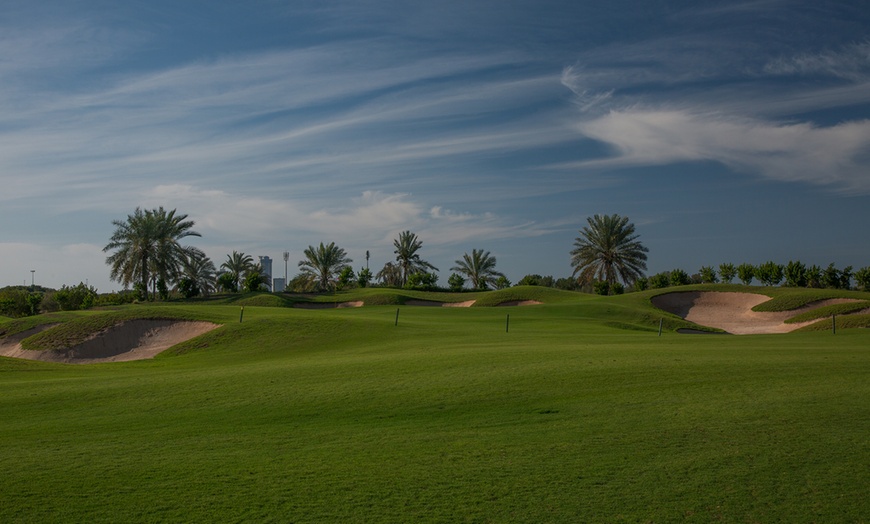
top-left (451, 249), bottom-right (505, 290)
top-left (393, 231), bottom-right (438, 286)
top-left (570, 214), bottom-right (648, 288)
top-left (298, 242), bottom-right (352, 291)
top-left (220, 251), bottom-right (255, 291)
top-left (104, 207), bottom-right (201, 300)
top-left (178, 248), bottom-right (217, 297)
top-left (376, 262), bottom-right (403, 287)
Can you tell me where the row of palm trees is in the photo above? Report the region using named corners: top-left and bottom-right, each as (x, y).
top-left (105, 207), bottom-right (648, 298)
top-left (296, 232), bottom-right (506, 292)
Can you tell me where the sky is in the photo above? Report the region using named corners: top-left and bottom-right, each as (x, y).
top-left (2, 0), bottom-right (869, 291)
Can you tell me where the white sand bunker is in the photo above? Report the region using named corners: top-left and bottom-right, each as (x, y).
top-left (651, 291), bottom-right (859, 334)
top-left (0, 320), bottom-right (219, 364)
top-left (293, 301), bottom-right (364, 309)
top-left (497, 300), bottom-right (543, 307)
top-left (405, 300), bottom-right (476, 307)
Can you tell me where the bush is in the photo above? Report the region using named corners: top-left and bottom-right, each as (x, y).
top-left (54, 282), bottom-right (99, 310)
top-left (669, 269), bottom-right (690, 287)
top-left (649, 272), bottom-right (670, 289)
top-left (0, 288), bottom-right (42, 318)
top-left (633, 277), bottom-right (648, 292)
top-left (494, 276), bottom-right (511, 290)
top-left (593, 281), bottom-right (609, 296)
top-left (448, 273), bottom-right (466, 292)
top-left (337, 267), bottom-right (356, 290)
top-left (404, 272), bottom-right (438, 291)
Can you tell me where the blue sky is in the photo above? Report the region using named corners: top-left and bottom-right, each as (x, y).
top-left (2, 0), bottom-right (869, 291)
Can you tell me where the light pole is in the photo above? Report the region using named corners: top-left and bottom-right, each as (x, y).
top-left (30, 270), bottom-right (35, 290)
top-left (283, 251), bottom-right (289, 289)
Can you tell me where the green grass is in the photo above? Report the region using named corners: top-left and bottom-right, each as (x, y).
top-left (1, 289), bottom-right (868, 522)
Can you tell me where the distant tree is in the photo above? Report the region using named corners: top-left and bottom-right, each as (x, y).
top-left (451, 249), bottom-right (505, 290)
top-left (570, 214), bottom-right (648, 288)
top-left (104, 207), bottom-right (201, 300)
top-left (243, 271), bottom-right (269, 293)
top-left (611, 282), bottom-right (624, 295)
top-left (53, 283), bottom-right (98, 310)
top-left (357, 267), bottom-right (373, 288)
top-left (179, 249), bottom-right (216, 297)
top-left (539, 275), bottom-right (555, 288)
top-left (855, 266), bottom-right (870, 291)
top-left (783, 260), bottom-right (807, 288)
top-left (737, 263), bottom-right (755, 285)
top-left (404, 272), bottom-right (438, 291)
top-left (718, 263), bottom-right (737, 284)
top-left (337, 267), bottom-right (356, 290)
top-left (821, 263), bottom-right (841, 289)
top-left (669, 269), bottom-right (690, 287)
top-left (840, 266), bottom-right (853, 290)
top-left (805, 264), bottom-right (822, 288)
top-left (288, 273), bottom-right (317, 293)
top-left (217, 272), bottom-right (238, 293)
top-left (649, 272), bottom-right (670, 289)
top-left (494, 275), bottom-right (512, 290)
top-left (376, 262), bottom-right (403, 287)
top-left (448, 273), bottom-right (466, 292)
top-left (517, 274), bottom-right (543, 286)
top-left (220, 251), bottom-right (255, 292)
top-left (393, 231), bottom-right (438, 287)
top-left (755, 261), bottom-right (784, 286)
top-left (593, 281), bottom-right (610, 295)
top-left (554, 277), bottom-right (579, 291)
top-left (699, 266), bottom-right (718, 284)
top-left (298, 242), bottom-right (352, 291)
top-left (633, 276), bottom-right (649, 292)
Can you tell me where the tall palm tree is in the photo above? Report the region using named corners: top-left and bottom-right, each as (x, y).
top-left (298, 242), bottom-right (352, 291)
top-left (393, 230), bottom-right (438, 286)
top-left (104, 207), bottom-right (201, 299)
top-left (451, 249), bottom-right (505, 290)
top-left (570, 214), bottom-right (648, 288)
top-left (220, 251), bottom-right (255, 291)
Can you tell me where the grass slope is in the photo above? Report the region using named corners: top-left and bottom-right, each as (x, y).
top-left (1, 295), bottom-right (868, 522)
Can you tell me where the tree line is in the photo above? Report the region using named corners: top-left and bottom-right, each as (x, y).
top-left (6, 209), bottom-right (867, 318)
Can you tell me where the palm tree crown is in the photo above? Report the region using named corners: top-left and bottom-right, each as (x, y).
top-left (451, 249), bottom-right (505, 290)
top-left (298, 242), bottom-right (352, 291)
top-left (103, 207), bottom-right (201, 299)
top-left (570, 214), bottom-right (648, 287)
top-left (393, 231), bottom-right (438, 286)
top-left (220, 251), bottom-right (255, 291)
top-left (179, 248), bottom-right (217, 296)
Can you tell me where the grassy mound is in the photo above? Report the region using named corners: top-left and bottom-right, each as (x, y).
top-left (1, 299), bottom-right (867, 522)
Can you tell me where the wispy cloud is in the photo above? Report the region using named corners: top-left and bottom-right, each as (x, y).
top-left (763, 40), bottom-right (870, 80)
top-left (562, 110), bottom-right (870, 193)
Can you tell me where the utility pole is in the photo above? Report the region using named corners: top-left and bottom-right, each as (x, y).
top-left (30, 270), bottom-right (35, 290)
top-left (366, 250), bottom-right (370, 270)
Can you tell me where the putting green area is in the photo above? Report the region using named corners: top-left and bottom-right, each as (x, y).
top-left (1, 288), bottom-right (868, 522)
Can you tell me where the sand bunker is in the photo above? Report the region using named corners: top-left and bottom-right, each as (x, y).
top-left (497, 300), bottom-right (543, 307)
top-left (405, 300), bottom-right (476, 307)
top-left (651, 291), bottom-right (859, 334)
top-left (293, 301), bottom-right (364, 309)
top-left (0, 320), bottom-right (219, 364)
